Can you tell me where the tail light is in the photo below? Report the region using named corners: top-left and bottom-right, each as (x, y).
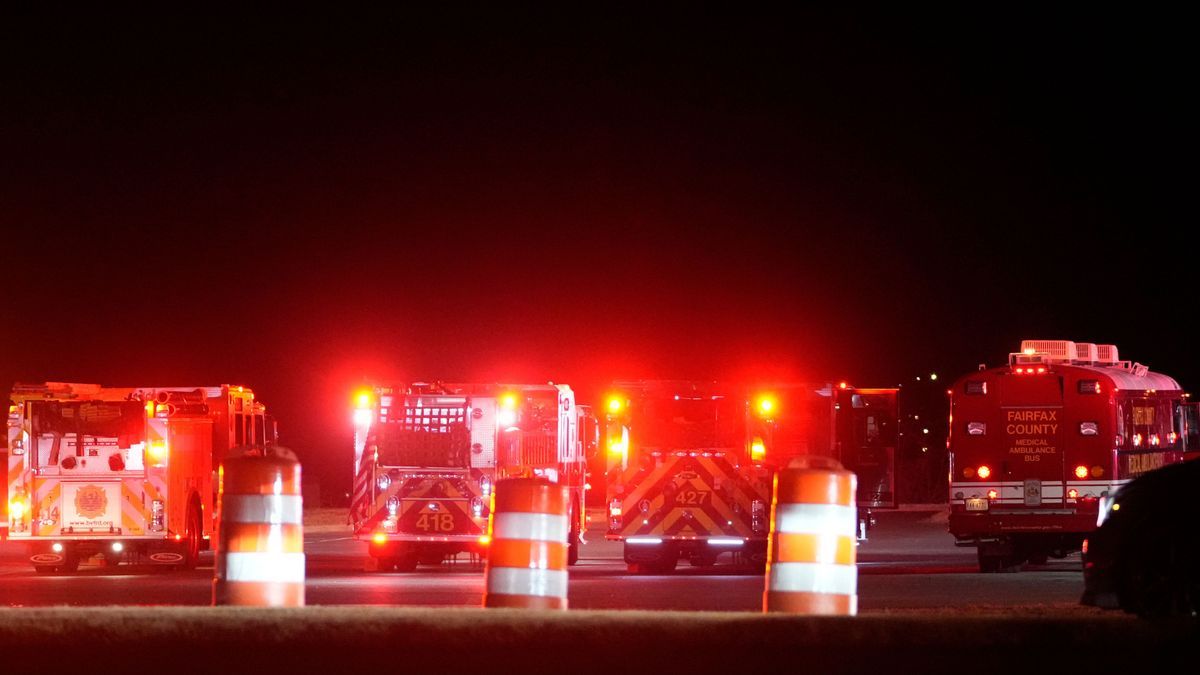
top-left (754, 394), bottom-right (777, 419)
top-left (608, 498), bottom-right (623, 529)
top-left (751, 499), bottom-right (766, 533)
top-left (606, 397), bottom-right (623, 414)
top-left (976, 465), bottom-right (992, 480)
top-left (1074, 465), bottom-right (1089, 479)
top-left (987, 489), bottom-right (998, 500)
top-left (9, 499), bottom-right (25, 520)
top-left (150, 500), bottom-right (166, 532)
top-left (147, 441), bottom-right (169, 466)
top-left (1068, 489), bottom-right (1079, 499)
top-left (750, 438), bottom-right (766, 462)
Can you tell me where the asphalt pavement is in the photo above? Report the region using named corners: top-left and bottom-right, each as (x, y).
top-left (0, 506), bottom-right (1091, 613)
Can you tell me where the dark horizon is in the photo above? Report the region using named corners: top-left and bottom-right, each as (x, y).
top-left (3, 8), bottom-right (1192, 497)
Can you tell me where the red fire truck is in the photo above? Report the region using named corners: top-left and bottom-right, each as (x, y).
top-left (948, 340), bottom-right (1195, 571)
top-left (5, 382), bottom-right (276, 572)
top-left (350, 382), bottom-right (594, 571)
top-left (604, 380), bottom-right (898, 573)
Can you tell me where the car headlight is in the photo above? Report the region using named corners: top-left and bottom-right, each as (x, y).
top-left (1096, 493), bottom-right (1118, 527)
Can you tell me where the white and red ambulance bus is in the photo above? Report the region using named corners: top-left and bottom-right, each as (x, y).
top-left (948, 340), bottom-right (1194, 571)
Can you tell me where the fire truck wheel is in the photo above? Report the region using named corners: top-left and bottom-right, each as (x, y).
top-left (627, 552), bottom-right (677, 574)
top-left (567, 498), bottom-right (580, 566)
top-left (181, 503), bottom-right (202, 570)
top-left (977, 550), bottom-right (1021, 573)
top-left (688, 554), bottom-right (717, 568)
top-left (33, 565), bottom-right (57, 575)
top-left (58, 554), bottom-right (81, 574)
top-left (394, 552), bottom-right (419, 573)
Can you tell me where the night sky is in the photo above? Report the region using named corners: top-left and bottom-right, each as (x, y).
top-left (3, 8), bottom-right (1192, 498)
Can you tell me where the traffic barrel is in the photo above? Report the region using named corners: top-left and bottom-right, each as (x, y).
top-left (483, 476), bottom-right (569, 609)
top-left (213, 454), bottom-right (305, 606)
top-left (763, 457), bottom-right (857, 615)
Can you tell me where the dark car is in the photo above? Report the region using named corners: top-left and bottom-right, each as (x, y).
top-left (1081, 459), bottom-right (1200, 617)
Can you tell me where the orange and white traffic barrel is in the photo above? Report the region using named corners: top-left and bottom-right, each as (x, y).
top-left (213, 454), bottom-right (305, 606)
top-left (763, 457), bottom-right (857, 615)
top-left (483, 476), bottom-right (569, 609)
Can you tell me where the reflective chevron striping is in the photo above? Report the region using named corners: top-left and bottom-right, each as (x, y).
top-left (121, 480), bottom-right (145, 535)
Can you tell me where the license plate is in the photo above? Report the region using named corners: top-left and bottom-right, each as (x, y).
top-left (965, 497), bottom-right (989, 512)
top-left (1024, 479), bottom-right (1042, 506)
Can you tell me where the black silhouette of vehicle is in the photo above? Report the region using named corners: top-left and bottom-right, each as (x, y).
top-left (1081, 459), bottom-right (1200, 617)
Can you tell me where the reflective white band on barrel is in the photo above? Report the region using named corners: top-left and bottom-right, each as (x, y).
top-left (767, 562), bottom-right (857, 594)
top-left (773, 504), bottom-right (857, 536)
top-left (486, 567), bottom-right (569, 597)
top-left (491, 512), bottom-right (569, 542)
top-left (222, 495), bottom-right (304, 525)
top-left (223, 552), bottom-right (306, 583)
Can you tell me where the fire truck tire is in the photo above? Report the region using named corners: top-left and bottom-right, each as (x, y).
top-left (568, 498), bottom-right (581, 566)
top-left (34, 565), bottom-right (57, 575)
top-left (741, 541), bottom-right (768, 574)
top-left (394, 553), bottom-right (419, 572)
top-left (58, 554), bottom-right (81, 574)
top-left (181, 501), bottom-right (202, 570)
top-left (625, 547), bottom-right (677, 574)
top-left (977, 550), bottom-right (1021, 573)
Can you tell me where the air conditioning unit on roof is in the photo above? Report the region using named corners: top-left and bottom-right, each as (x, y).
top-left (1074, 343), bottom-right (1099, 364)
top-left (1020, 340), bottom-right (1076, 364)
top-left (1095, 344), bottom-right (1120, 365)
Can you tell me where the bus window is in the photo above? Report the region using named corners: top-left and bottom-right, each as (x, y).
top-left (1116, 402), bottom-right (1127, 447)
top-left (1181, 403), bottom-right (1200, 453)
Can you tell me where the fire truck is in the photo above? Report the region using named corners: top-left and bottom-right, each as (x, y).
top-left (5, 382), bottom-right (276, 572)
top-left (604, 380), bottom-right (898, 573)
top-left (948, 340), bottom-right (1196, 571)
top-left (351, 382), bottom-right (594, 571)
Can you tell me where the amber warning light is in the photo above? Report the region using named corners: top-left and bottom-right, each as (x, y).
top-left (606, 396), bottom-right (623, 414)
top-left (754, 394), bottom-right (776, 418)
top-left (353, 390), bottom-right (374, 426)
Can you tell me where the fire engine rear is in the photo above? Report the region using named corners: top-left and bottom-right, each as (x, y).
top-left (604, 380), bottom-right (897, 573)
top-left (6, 382), bottom-right (275, 572)
top-left (948, 340), bottom-right (1195, 571)
top-left (351, 382), bottom-right (593, 571)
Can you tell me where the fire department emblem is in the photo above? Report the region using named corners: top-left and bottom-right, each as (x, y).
top-left (75, 485), bottom-right (108, 519)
